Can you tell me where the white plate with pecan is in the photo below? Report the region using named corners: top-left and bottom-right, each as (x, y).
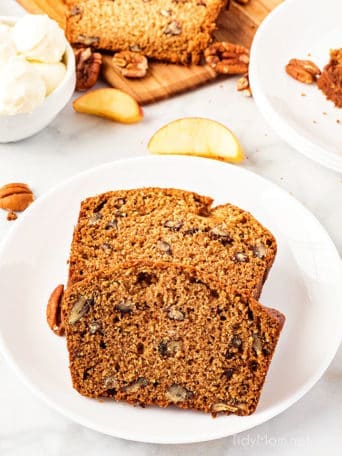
top-left (0, 156), bottom-right (341, 443)
top-left (249, 0), bottom-right (342, 173)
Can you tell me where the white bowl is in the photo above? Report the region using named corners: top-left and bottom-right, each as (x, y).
top-left (0, 16), bottom-right (76, 143)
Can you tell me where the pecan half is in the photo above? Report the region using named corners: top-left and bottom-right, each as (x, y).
top-left (0, 183), bottom-right (34, 212)
top-left (204, 42), bottom-right (249, 75)
top-left (285, 58), bottom-right (321, 84)
top-left (46, 284), bottom-right (65, 336)
top-left (112, 51), bottom-right (148, 79)
top-left (74, 47), bottom-right (102, 91)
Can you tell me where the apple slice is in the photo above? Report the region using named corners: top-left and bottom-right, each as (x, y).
top-left (73, 88), bottom-right (143, 124)
top-left (148, 117), bottom-right (244, 163)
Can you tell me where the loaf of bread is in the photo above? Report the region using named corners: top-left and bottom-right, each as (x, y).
top-left (66, 0), bottom-right (228, 64)
top-left (67, 187), bottom-right (277, 299)
top-left (62, 261), bottom-right (285, 416)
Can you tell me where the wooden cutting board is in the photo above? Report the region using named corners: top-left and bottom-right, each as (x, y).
top-left (17, 0), bottom-right (282, 104)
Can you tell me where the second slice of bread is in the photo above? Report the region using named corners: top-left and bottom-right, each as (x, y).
top-left (67, 187), bottom-right (277, 299)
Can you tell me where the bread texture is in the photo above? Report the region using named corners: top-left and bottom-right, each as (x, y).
top-left (62, 261), bottom-right (285, 416)
top-left (67, 187), bottom-right (277, 299)
top-left (66, 0), bottom-right (228, 64)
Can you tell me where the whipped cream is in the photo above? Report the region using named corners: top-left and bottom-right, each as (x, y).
top-left (0, 58), bottom-right (46, 115)
top-left (0, 24), bottom-right (17, 65)
top-left (0, 15), bottom-right (69, 116)
top-left (29, 62), bottom-right (67, 96)
top-left (12, 14), bottom-right (66, 63)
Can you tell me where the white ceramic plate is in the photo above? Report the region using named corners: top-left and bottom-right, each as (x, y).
top-left (249, 0), bottom-right (342, 173)
top-left (0, 156), bottom-right (341, 444)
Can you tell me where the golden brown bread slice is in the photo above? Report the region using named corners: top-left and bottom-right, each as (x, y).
top-left (62, 261), bottom-right (285, 416)
top-left (66, 0), bottom-right (228, 64)
top-left (67, 187), bottom-right (277, 299)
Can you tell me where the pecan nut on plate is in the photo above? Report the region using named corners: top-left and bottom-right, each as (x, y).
top-left (0, 182), bottom-right (34, 212)
top-left (46, 284), bottom-right (65, 336)
top-left (285, 58), bottom-right (321, 84)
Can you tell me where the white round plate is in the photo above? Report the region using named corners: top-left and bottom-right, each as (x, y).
top-left (249, 0), bottom-right (342, 173)
top-left (0, 156), bottom-right (341, 444)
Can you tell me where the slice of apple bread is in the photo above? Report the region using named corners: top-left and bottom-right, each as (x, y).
top-left (66, 0), bottom-right (228, 64)
top-left (67, 187), bottom-right (277, 299)
top-left (63, 261), bottom-right (285, 415)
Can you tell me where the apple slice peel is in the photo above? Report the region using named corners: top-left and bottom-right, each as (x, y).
top-left (147, 117), bottom-right (244, 163)
top-left (73, 88), bottom-right (143, 124)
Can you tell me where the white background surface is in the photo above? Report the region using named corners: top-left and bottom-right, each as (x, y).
top-left (0, 1), bottom-right (341, 455)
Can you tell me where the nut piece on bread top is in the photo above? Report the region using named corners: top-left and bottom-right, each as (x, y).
top-left (66, 0), bottom-right (228, 64)
top-left (67, 187), bottom-right (277, 299)
top-left (62, 261), bottom-right (285, 416)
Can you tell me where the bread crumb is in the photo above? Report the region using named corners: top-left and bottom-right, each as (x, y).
top-left (7, 211), bottom-right (17, 221)
top-left (301, 92), bottom-right (306, 97)
top-left (317, 49), bottom-right (342, 108)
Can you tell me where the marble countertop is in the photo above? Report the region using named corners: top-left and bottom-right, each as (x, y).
top-left (0, 1), bottom-right (341, 455)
